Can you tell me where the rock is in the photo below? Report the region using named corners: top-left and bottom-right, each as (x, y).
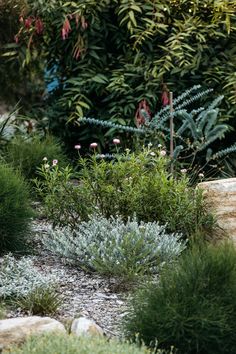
top-left (198, 178), bottom-right (236, 241)
top-left (71, 317), bottom-right (104, 337)
top-left (0, 316), bottom-right (66, 349)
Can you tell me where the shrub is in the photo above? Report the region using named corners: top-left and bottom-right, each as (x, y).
top-left (5, 135), bottom-right (68, 180)
top-left (0, 163), bottom-right (33, 253)
top-left (16, 287), bottom-right (62, 316)
top-left (0, 255), bottom-right (58, 300)
top-left (7, 332), bottom-right (174, 354)
top-left (78, 149), bottom-right (214, 237)
top-left (34, 162), bottom-right (92, 228)
top-left (43, 215), bottom-right (186, 279)
top-left (35, 148), bottom-right (214, 237)
top-left (124, 242), bottom-right (236, 354)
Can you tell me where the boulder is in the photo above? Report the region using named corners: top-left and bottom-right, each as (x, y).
top-left (71, 317), bottom-right (104, 337)
top-left (198, 178), bottom-right (236, 241)
top-left (0, 316), bottom-right (66, 349)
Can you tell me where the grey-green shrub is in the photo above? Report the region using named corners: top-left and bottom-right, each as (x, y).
top-left (0, 255), bottom-right (57, 299)
top-left (7, 333), bottom-right (174, 354)
top-left (0, 163), bottom-right (33, 253)
top-left (43, 215), bottom-right (186, 278)
top-left (4, 135), bottom-right (68, 179)
top-left (124, 242), bottom-right (236, 354)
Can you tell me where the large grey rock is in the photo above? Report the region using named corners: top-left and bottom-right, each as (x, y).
top-left (0, 316), bottom-right (66, 349)
top-left (71, 317), bottom-right (104, 337)
top-left (198, 178), bottom-right (236, 241)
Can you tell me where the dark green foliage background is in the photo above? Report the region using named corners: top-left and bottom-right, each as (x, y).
top-left (16, 0), bottom-right (236, 148)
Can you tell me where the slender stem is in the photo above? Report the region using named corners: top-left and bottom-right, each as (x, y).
top-left (169, 92), bottom-right (174, 174)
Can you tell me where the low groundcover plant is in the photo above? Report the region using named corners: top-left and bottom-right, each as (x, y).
top-left (7, 332), bottom-right (175, 354)
top-left (43, 215), bottom-right (187, 278)
top-left (0, 254), bottom-right (58, 299)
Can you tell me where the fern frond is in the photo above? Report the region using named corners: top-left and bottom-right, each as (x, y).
top-left (77, 117), bottom-right (147, 134)
top-left (175, 111), bottom-right (199, 140)
top-left (212, 144), bottom-right (236, 160)
top-left (173, 145), bottom-right (184, 159)
top-left (198, 125), bottom-right (229, 152)
top-left (207, 95), bottom-right (224, 110)
top-left (204, 109), bottom-right (219, 138)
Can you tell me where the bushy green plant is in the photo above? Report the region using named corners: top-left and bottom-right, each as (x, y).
top-left (78, 149), bottom-right (214, 237)
top-left (43, 215), bottom-right (186, 279)
top-left (34, 161), bottom-right (92, 228)
top-left (0, 163), bottom-right (33, 253)
top-left (16, 287), bottom-right (62, 316)
top-left (0, 255), bottom-right (58, 300)
top-left (35, 148), bottom-right (214, 236)
top-left (124, 242), bottom-right (236, 354)
top-left (7, 332), bottom-right (174, 354)
top-left (5, 135), bottom-right (68, 179)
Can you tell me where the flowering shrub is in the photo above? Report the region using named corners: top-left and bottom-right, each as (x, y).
top-left (43, 215), bottom-right (186, 279)
top-left (0, 255), bottom-right (58, 299)
top-left (35, 160), bottom-right (92, 228)
top-left (35, 147), bottom-right (214, 237)
top-left (78, 148), bottom-right (214, 237)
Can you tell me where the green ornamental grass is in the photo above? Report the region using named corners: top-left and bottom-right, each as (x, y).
top-left (5, 135), bottom-right (68, 180)
top-left (0, 163), bottom-right (33, 253)
top-left (124, 242), bottom-right (236, 354)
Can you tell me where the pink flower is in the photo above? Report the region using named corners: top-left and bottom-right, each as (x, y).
top-left (90, 142), bottom-right (98, 149)
top-left (61, 17), bottom-right (71, 40)
top-left (52, 159), bottom-right (58, 166)
top-left (74, 144), bottom-right (81, 150)
top-left (35, 18), bottom-right (44, 35)
top-left (113, 138), bottom-right (120, 145)
top-left (160, 150), bottom-right (166, 157)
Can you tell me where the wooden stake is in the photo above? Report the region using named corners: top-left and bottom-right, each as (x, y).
top-left (169, 92), bottom-right (174, 173)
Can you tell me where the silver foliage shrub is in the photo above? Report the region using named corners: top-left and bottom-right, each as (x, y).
top-left (44, 216), bottom-right (187, 277)
top-left (0, 255), bottom-right (58, 299)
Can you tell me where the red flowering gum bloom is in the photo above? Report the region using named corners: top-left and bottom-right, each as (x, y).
top-left (24, 17), bottom-right (33, 29)
top-left (35, 18), bottom-right (44, 35)
top-left (61, 17), bottom-right (71, 40)
top-left (135, 99), bottom-right (151, 127)
top-left (161, 91), bottom-right (169, 106)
